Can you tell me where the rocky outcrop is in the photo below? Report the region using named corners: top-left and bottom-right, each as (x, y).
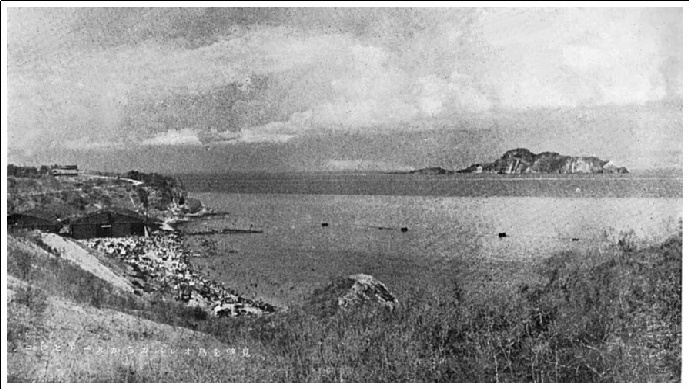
top-left (338, 274), bottom-right (399, 309)
top-left (458, 148), bottom-right (629, 174)
top-left (307, 274), bottom-right (399, 317)
top-left (213, 302), bottom-right (272, 317)
top-left (126, 170), bottom-right (188, 212)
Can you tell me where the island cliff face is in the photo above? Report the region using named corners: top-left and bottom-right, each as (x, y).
top-left (458, 148), bottom-right (629, 174)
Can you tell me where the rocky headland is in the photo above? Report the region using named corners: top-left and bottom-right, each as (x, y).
top-left (411, 148), bottom-right (629, 174)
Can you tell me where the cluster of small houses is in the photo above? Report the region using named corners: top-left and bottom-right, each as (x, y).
top-left (8, 164), bottom-right (80, 177)
top-left (8, 207), bottom-right (277, 317)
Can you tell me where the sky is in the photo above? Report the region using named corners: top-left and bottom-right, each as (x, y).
top-left (5, 5), bottom-right (683, 172)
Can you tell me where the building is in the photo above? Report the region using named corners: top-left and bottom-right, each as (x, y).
top-left (69, 208), bottom-right (160, 239)
top-left (8, 210), bottom-right (61, 233)
top-left (51, 165), bottom-right (79, 176)
top-left (7, 165), bottom-right (39, 178)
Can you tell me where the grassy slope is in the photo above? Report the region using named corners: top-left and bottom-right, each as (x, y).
top-left (7, 275), bottom-right (248, 382)
top-left (8, 176), bottom-right (140, 218)
top-left (6, 234), bottom-right (277, 382)
top-left (7, 226), bottom-right (681, 382)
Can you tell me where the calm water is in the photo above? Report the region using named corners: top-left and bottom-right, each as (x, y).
top-left (186, 193), bottom-right (682, 261)
top-left (177, 173), bottom-right (682, 303)
top-left (177, 172), bottom-right (682, 198)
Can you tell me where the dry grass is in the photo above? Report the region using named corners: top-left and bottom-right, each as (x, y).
top-left (6, 228), bottom-right (681, 382)
top-left (7, 277), bottom-right (267, 382)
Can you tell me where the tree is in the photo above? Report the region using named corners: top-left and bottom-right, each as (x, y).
top-left (136, 187), bottom-right (149, 210)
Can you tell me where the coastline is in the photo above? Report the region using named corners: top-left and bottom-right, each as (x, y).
top-left (162, 202), bottom-right (231, 230)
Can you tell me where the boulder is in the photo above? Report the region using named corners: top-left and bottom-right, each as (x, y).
top-left (308, 274), bottom-right (399, 317)
top-left (187, 291), bottom-right (207, 308)
top-left (129, 277), bottom-right (146, 290)
top-left (183, 198), bottom-right (203, 214)
top-left (235, 304), bottom-right (265, 316)
top-left (213, 303), bottom-right (235, 317)
top-left (126, 268), bottom-right (143, 278)
top-left (213, 302), bottom-right (265, 318)
top-left (339, 274), bottom-right (398, 309)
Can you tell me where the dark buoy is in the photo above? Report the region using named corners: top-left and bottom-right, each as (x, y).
top-left (498, 232), bottom-right (507, 238)
top-left (401, 227), bottom-right (409, 233)
top-left (322, 223), bottom-right (329, 227)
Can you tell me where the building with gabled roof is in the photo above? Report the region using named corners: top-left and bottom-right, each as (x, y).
top-left (51, 165), bottom-right (79, 176)
top-left (68, 208), bottom-right (161, 239)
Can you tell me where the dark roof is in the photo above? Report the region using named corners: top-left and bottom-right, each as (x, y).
top-left (101, 207), bottom-right (143, 218)
top-left (69, 207), bottom-right (163, 225)
top-left (9, 209), bottom-right (61, 223)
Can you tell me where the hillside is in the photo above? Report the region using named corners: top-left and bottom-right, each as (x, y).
top-left (7, 232), bottom-right (274, 382)
top-left (7, 170), bottom-right (196, 222)
top-left (7, 273), bottom-right (257, 382)
top-left (7, 223), bottom-right (681, 382)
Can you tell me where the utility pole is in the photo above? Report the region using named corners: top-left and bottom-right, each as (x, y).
top-left (138, 187), bottom-right (150, 237)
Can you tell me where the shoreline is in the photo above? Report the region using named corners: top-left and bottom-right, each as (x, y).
top-left (163, 207), bottom-right (234, 230)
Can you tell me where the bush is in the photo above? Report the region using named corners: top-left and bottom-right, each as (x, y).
top-left (207, 235), bottom-right (680, 382)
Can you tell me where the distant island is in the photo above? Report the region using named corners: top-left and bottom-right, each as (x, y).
top-left (411, 148), bottom-right (630, 175)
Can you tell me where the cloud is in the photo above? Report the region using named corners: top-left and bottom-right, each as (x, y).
top-left (480, 8), bottom-right (679, 108)
top-left (416, 73), bottom-right (493, 115)
top-left (50, 138), bottom-right (122, 151)
top-left (142, 128), bottom-right (203, 146)
top-left (136, 110), bottom-right (309, 147)
top-left (210, 127), bottom-right (297, 144)
top-left (321, 159), bottom-right (415, 172)
top-left (7, 7), bottom-right (682, 156)
top-left (235, 127), bottom-right (296, 144)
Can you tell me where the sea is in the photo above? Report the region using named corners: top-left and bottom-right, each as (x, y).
top-left (174, 172), bottom-right (683, 305)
